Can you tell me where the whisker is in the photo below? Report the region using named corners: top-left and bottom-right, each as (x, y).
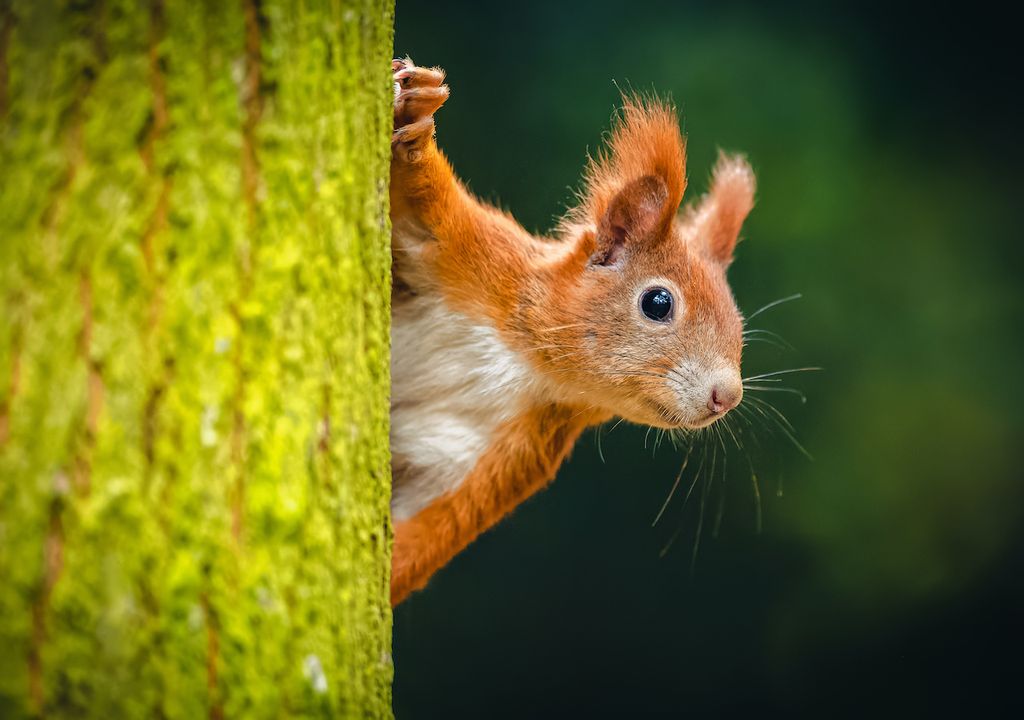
top-left (683, 436), bottom-right (710, 512)
top-left (743, 367), bottom-right (822, 382)
top-left (741, 328), bottom-right (795, 351)
top-left (719, 412), bottom-right (743, 451)
top-left (659, 441), bottom-right (708, 557)
top-left (743, 336), bottom-right (792, 351)
top-left (654, 428), bottom-right (668, 454)
top-left (652, 440), bottom-right (694, 527)
top-left (690, 442), bottom-right (716, 575)
top-left (743, 293), bottom-right (802, 324)
top-left (743, 395), bottom-right (813, 460)
top-left (667, 430), bottom-right (684, 451)
top-left (743, 394), bottom-right (798, 433)
top-left (712, 445), bottom-right (727, 540)
top-left (729, 403), bottom-right (756, 433)
top-left (742, 385), bottom-right (807, 403)
top-left (535, 322), bottom-right (590, 333)
top-left (567, 403), bottom-right (599, 422)
top-left (747, 454), bottom-right (762, 535)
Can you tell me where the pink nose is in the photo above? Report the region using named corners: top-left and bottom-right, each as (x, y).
top-left (708, 384), bottom-right (741, 414)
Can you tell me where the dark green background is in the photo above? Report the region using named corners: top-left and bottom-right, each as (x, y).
top-left (392, 1), bottom-right (1024, 716)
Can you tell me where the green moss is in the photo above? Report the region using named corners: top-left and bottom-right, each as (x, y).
top-left (0, 1), bottom-right (394, 717)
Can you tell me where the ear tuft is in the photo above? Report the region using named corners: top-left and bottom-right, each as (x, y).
top-left (685, 152), bottom-right (756, 266)
top-left (561, 95), bottom-right (687, 241)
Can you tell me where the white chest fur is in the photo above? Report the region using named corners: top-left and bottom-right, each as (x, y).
top-left (390, 293), bottom-right (540, 521)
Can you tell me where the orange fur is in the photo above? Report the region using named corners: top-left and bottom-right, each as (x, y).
top-left (389, 60), bottom-right (756, 605)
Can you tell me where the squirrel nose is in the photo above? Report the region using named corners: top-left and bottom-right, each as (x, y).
top-left (708, 382), bottom-right (742, 414)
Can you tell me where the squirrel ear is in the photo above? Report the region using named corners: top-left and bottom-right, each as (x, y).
top-left (591, 175), bottom-right (670, 268)
top-left (689, 153), bottom-right (756, 266)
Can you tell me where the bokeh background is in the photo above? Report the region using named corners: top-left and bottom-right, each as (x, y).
top-left (392, 0), bottom-right (1024, 716)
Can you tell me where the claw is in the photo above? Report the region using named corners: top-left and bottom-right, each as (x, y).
top-left (394, 65), bottom-right (446, 90)
top-left (391, 58), bottom-right (447, 160)
top-left (395, 86), bottom-right (449, 123)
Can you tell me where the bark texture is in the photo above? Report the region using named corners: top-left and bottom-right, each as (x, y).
top-left (0, 0), bottom-right (395, 717)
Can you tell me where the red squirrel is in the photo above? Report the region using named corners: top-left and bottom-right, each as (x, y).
top-left (389, 58), bottom-right (755, 606)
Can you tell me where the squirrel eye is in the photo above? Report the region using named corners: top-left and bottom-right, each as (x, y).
top-left (640, 287), bottom-right (674, 322)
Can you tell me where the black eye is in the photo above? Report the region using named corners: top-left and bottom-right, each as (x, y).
top-left (640, 287), bottom-right (674, 322)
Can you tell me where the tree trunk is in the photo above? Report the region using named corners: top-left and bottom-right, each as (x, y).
top-left (0, 0), bottom-right (394, 717)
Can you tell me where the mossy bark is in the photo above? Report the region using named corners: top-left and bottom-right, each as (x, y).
top-left (0, 0), bottom-right (395, 717)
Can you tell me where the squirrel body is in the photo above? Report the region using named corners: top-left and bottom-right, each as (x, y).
top-left (389, 59), bottom-right (755, 605)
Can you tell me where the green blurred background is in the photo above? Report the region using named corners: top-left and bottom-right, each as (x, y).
top-left (392, 0), bottom-right (1024, 716)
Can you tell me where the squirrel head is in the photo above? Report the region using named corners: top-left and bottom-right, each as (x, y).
top-left (537, 98), bottom-right (755, 429)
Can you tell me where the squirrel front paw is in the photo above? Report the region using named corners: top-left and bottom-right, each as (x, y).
top-left (392, 58), bottom-right (449, 162)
